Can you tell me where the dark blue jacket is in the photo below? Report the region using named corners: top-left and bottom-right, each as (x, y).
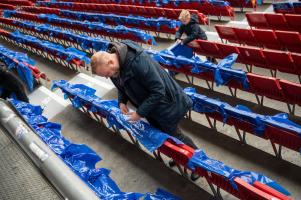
top-left (109, 40), bottom-right (192, 130)
top-left (175, 14), bottom-right (207, 45)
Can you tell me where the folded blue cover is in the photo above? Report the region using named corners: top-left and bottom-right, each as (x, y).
top-left (0, 45), bottom-right (34, 91)
top-left (10, 99), bottom-right (181, 200)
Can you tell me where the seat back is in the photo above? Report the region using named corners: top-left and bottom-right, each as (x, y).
top-left (279, 79), bottom-right (301, 105)
top-left (291, 53), bottom-right (301, 75)
top-left (215, 25), bottom-right (237, 43)
top-left (252, 29), bottom-right (281, 49)
top-left (194, 40), bottom-right (222, 58)
top-left (275, 30), bottom-right (301, 53)
top-left (234, 178), bottom-right (281, 200)
top-left (246, 12), bottom-right (268, 28)
top-left (237, 46), bottom-right (266, 68)
top-left (233, 27), bottom-right (257, 46)
top-left (265, 13), bottom-right (288, 30)
top-left (285, 14), bottom-right (301, 33)
top-left (262, 49), bottom-right (295, 74)
top-left (247, 73), bottom-right (284, 101)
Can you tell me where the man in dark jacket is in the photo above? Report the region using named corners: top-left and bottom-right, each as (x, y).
top-left (0, 65), bottom-right (29, 102)
top-left (91, 40), bottom-right (198, 150)
top-left (175, 10), bottom-right (217, 63)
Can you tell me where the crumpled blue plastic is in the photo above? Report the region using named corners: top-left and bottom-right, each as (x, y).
top-left (59, 9), bottom-right (180, 31)
top-left (262, 113), bottom-right (301, 137)
top-left (273, 2), bottom-right (294, 12)
top-left (144, 188), bottom-right (181, 200)
top-left (187, 149), bottom-right (290, 196)
top-left (53, 80), bottom-right (183, 152)
top-left (7, 30), bottom-right (91, 65)
top-left (10, 99), bottom-right (181, 200)
top-left (185, 87), bottom-right (301, 138)
top-left (36, 13), bottom-right (156, 45)
top-left (147, 44), bottom-right (249, 90)
top-left (0, 45), bottom-right (35, 91)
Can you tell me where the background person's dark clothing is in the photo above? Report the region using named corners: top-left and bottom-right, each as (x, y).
top-left (0, 68), bottom-right (29, 102)
top-left (109, 40), bottom-right (198, 149)
top-left (175, 14), bottom-right (207, 45)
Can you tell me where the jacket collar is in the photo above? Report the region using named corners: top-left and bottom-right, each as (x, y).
top-left (108, 41), bottom-right (143, 82)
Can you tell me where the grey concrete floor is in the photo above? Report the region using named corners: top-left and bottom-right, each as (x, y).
top-left (0, 3), bottom-right (301, 200)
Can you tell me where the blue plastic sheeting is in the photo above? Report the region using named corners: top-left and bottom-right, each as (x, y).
top-left (144, 188), bottom-right (181, 200)
top-left (0, 45), bottom-right (35, 91)
top-left (37, 0), bottom-right (230, 7)
top-left (52, 80), bottom-right (183, 152)
top-left (59, 9), bottom-right (181, 31)
top-left (273, 2), bottom-right (294, 12)
top-left (10, 99), bottom-right (181, 200)
top-left (35, 13), bottom-right (156, 45)
top-left (147, 44), bottom-right (249, 89)
top-left (7, 30), bottom-right (91, 65)
top-left (9, 20), bottom-right (109, 51)
top-left (184, 87), bottom-right (301, 138)
top-left (52, 81), bottom-right (291, 197)
top-left (187, 149), bottom-right (290, 196)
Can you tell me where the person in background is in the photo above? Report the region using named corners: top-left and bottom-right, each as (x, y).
top-left (0, 65), bottom-right (29, 103)
top-left (91, 40), bottom-right (200, 181)
top-left (175, 10), bottom-right (217, 63)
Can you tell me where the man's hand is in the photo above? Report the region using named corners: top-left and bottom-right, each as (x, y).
top-left (119, 103), bottom-right (129, 114)
top-left (126, 112), bottom-right (141, 122)
top-left (176, 39), bottom-right (182, 44)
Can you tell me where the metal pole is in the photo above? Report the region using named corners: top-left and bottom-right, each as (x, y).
top-left (0, 100), bottom-right (100, 200)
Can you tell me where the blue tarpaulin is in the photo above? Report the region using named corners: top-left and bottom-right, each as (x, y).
top-left (147, 44), bottom-right (249, 89)
top-left (0, 45), bottom-right (35, 91)
top-left (10, 99), bottom-right (181, 200)
top-left (52, 81), bottom-right (291, 197)
top-left (185, 87), bottom-right (301, 138)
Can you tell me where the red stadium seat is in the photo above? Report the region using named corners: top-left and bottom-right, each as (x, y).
top-left (253, 181), bottom-right (292, 200)
top-left (275, 30), bottom-right (301, 53)
top-left (262, 50), bottom-right (295, 74)
top-left (264, 13), bottom-right (288, 30)
top-left (233, 28), bottom-right (257, 46)
top-left (265, 126), bottom-right (301, 153)
top-left (237, 46), bottom-right (266, 69)
top-left (285, 14), bottom-right (301, 33)
top-left (252, 29), bottom-right (282, 50)
top-left (279, 80), bottom-right (301, 105)
top-left (247, 73), bottom-right (284, 101)
top-left (215, 43), bottom-right (242, 61)
top-left (291, 53), bottom-right (301, 77)
top-left (234, 178), bottom-right (282, 200)
top-left (193, 40), bottom-right (222, 59)
top-left (215, 25), bottom-right (238, 43)
top-left (246, 12), bottom-right (269, 29)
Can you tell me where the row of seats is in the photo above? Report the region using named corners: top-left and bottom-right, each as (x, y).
top-left (20, 6), bottom-right (180, 35)
top-left (0, 29), bottom-right (91, 71)
top-left (273, 2), bottom-right (301, 14)
top-left (215, 25), bottom-right (301, 53)
top-left (4, 13), bottom-right (300, 116)
top-left (0, 44), bottom-right (47, 91)
top-left (0, 3), bottom-right (16, 10)
top-left (0, 0), bottom-right (32, 6)
top-left (0, 17), bottom-right (110, 54)
top-left (226, 0), bottom-right (257, 10)
top-left (4, 10), bottom-right (156, 45)
top-left (52, 80), bottom-right (292, 200)
top-left (151, 44), bottom-right (301, 111)
top-left (11, 99), bottom-right (181, 200)
top-left (47, 0), bottom-right (235, 18)
top-left (190, 39), bottom-right (301, 78)
top-left (185, 87), bottom-right (301, 156)
top-left (246, 12), bottom-right (301, 33)
top-left (35, 2), bottom-right (208, 24)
